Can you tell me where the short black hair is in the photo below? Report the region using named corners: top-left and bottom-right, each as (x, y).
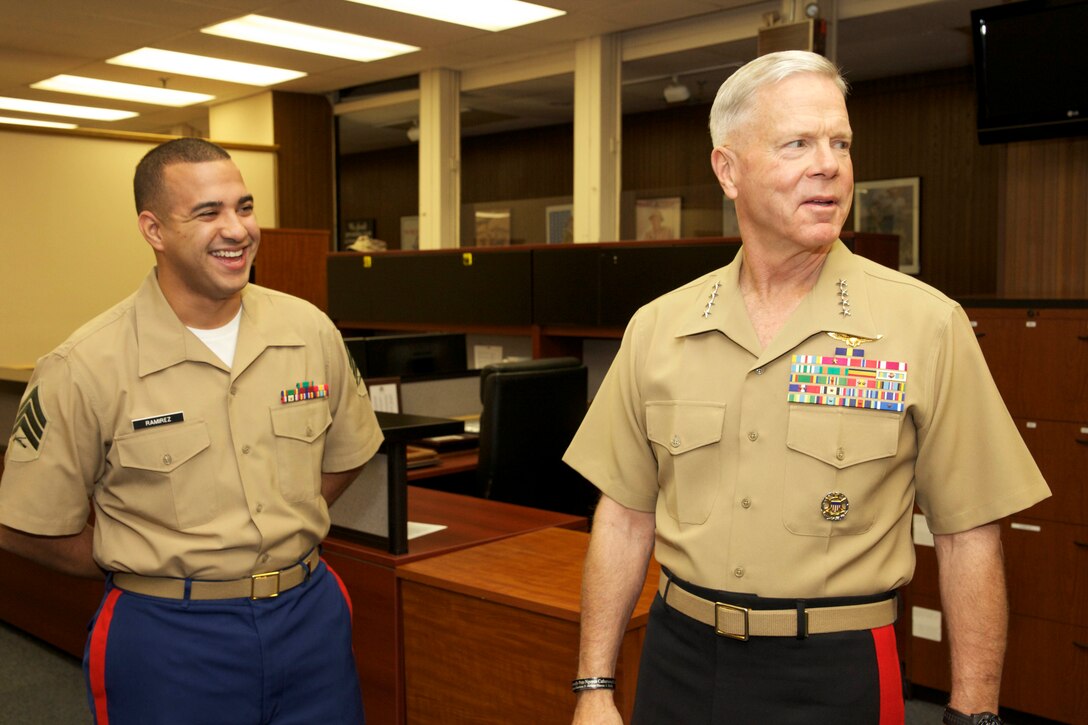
top-left (133, 138), bottom-right (231, 214)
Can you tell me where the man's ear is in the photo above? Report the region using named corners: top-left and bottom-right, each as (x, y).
top-left (711, 146), bottom-right (741, 201)
top-left (138, 210), bottom-right (166, 251)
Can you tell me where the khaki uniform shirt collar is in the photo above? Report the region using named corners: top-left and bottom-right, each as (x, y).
top-left (675, 240), bottom-right (882, 367)
top-left (135, 270), bottom-right (305, 378)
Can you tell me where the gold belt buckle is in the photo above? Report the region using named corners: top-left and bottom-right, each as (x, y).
top-left (251, 570), bottom-right (282, 599)
top-left (715, 601), bottom-right (750, 641)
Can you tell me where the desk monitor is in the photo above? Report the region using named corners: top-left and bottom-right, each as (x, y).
top-left (344, 332), bottom-right (468, 379)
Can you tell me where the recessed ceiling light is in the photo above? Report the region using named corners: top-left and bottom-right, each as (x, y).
top-left (108, 48), bottom-right (305, 86)
top-left (0, 97), bottom-right (137, 121)
top-left (0, 115), bottom-right (78, 129)
top-left (32, 75), bottom-right (214, 107)
top-left (203, 15), bottom-right (419, 62)
top-left (345, 0), bottom-right (565, 32)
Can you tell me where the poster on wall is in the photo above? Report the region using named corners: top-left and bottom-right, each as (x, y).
top-left (854, 177), bottom-right (921, 274)
top-left (635, 197), bottom-right (681, 241)
top-left (475, 210), bottom-right (511, 247)
top-left (400, 216), bottom-right (419, 250)
top-left (545, 204), bottom-right (573, 244)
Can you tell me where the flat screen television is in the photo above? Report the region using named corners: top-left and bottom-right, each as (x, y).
top-left (343, 333), bottom-right (468, 379)
top-left (971, 0), bottom-right (1088, 144)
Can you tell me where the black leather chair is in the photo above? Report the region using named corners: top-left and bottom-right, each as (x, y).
top-left (476, 357), bottom-right (597, 518)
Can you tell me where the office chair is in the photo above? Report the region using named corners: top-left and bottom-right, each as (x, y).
top-left (476, 357), bottom-right (598, 519)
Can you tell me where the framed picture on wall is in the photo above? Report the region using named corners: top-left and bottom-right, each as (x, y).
top-left (400, 216), bottom-right (419, 250)
top-left (635, 197), bottom-right (681, 241)
top-left (854, 177), bottom-right (921, 274)
top-left (545, 204), bottom-right (573, 244)
top-left (475, 209), bottom-right (511, 247)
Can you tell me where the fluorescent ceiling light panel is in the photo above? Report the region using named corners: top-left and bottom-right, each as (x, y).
top-left (0, 96), bottom-right (136, 121)
top-left (0, 115), bottom-right (78, 129)
top-left (345, 0), bottom-right (565, 31)
top-left (32, 75), bottom-right (214, 107)
top-left (108, 48), bottom-right (305, 86)
top-left (203, 15), bottom-right (419, 62)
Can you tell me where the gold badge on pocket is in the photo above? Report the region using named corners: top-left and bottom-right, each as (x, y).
top-left (821, 492), bottom-right (850, 521)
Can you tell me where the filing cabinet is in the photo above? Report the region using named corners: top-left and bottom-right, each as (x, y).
top-left (903, 303), bottom-right (1088, 724)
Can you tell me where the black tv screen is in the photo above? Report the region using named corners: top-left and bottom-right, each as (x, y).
top-left (971, 0), bottom-right (1088, 144)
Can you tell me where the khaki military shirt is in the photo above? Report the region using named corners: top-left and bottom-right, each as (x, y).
top-left (0, 270), bottom-right (382, 579)
top-left (564, 241), bottom-right (1050, 598)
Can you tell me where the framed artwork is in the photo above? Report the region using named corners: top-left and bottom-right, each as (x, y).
top-left (636, 197), bottom-right (681, 241)
top-left (854, 177), bottom-right (921, 274)
top-left (400, 215), bottom-right (419, 250)
top-left (364, 377), bottom-right (401, 414)
top-left (475, 209), bottom-right (511, 247)
top-left (545, 204), bottom-right (573, 244)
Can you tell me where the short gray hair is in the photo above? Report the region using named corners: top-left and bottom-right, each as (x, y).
top-left (708, 51), bottom-right (847, 148)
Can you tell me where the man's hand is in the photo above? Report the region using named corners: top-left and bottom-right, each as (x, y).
top-left (573, 689), bottom-right (624, 725)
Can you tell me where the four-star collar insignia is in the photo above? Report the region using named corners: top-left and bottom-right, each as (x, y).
top-left (702, 281), bottom-right (722, 319)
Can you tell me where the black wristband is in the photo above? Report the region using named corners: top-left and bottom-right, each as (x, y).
top-left (571, 677), bottom-right (616, 693)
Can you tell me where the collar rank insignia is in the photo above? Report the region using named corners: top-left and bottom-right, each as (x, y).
top-left (281, 381), bottom-right (329, 404)
top-left (837, 278), bottom-right (851, 317)
top-left (788, 347), bottom-right (907, 412)
top-left (702, 280), bottom-right (722, 319)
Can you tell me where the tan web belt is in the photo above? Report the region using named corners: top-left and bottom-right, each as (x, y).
top-left (658, 571), bottom-right (897, 641)
top-left (112, 549), bottom-right (320, 601)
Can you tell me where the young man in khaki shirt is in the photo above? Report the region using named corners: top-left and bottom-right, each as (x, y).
top-left (0, 138), bottom-right (382, 724)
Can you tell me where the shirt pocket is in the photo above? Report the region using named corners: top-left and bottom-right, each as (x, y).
top-left (114, 422), bottom-right (215, 529)
top-left (270, 401), bottom-right (332, 503)
top-left (783, 406), bottom-right (900, 536)
top-left (645, 401), bottom-right (726, 525)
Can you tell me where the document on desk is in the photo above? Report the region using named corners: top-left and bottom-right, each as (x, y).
top-left (408, 521), bottom-right (448, 540)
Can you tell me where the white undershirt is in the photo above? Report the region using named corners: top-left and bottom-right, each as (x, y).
top-left (188, 308), bottom-right (242, 367)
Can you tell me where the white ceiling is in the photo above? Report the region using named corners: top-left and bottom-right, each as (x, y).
top-left (0, 0), bottom-right (995, 152)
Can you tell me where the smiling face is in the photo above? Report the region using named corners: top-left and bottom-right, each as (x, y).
top-left (138, 159), bottom-right (260, 327)
top-left (713, 73), bottom-right (853, 256)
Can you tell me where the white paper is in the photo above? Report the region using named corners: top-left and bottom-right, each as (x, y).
top-left (473, 344), bottom-right (503, 369)
top-left (369, 383), bottom-right (399, 413)
top-left (912, 514), bottom-right (934, 547)
top-left (408, 521), bottom-right (448, 540)
top-left (912, 606), bottom-right (942, 642)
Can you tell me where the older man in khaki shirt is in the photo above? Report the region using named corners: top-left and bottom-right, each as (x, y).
top-left (566, 51), bottom-right (1049, 725)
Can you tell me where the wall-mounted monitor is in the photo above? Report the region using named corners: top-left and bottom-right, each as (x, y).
top-left (344, 332), bottom-right (468, 379)
top-left (971, 0), bottom-right (1088, 145)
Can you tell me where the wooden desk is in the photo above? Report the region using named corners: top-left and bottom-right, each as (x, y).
top-left (322, 487), bottom-right (586, 725)
top-left (399, 527), bottom-right (659, 724)
top-left (0, 487), bottom-right (584, 725)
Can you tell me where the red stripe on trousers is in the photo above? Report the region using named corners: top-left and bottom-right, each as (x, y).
top-left (872, 624), bottom-right (905, 724)
top-left (88, 588), bottom-right (123, 725)
top-left (322, 558), bottom-right (353, 620)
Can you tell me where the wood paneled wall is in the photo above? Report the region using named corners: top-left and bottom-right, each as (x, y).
top-left (337, 145), bottom-right (418, 249)
top-left (272, 91), bottom-right (334, 233)
top-left (337, 67), bottom-right (1087, 298)
top-left (846, 68), bottom-right (1004, 296)
top-left (1000, 137), bottom-right (1088, 297)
